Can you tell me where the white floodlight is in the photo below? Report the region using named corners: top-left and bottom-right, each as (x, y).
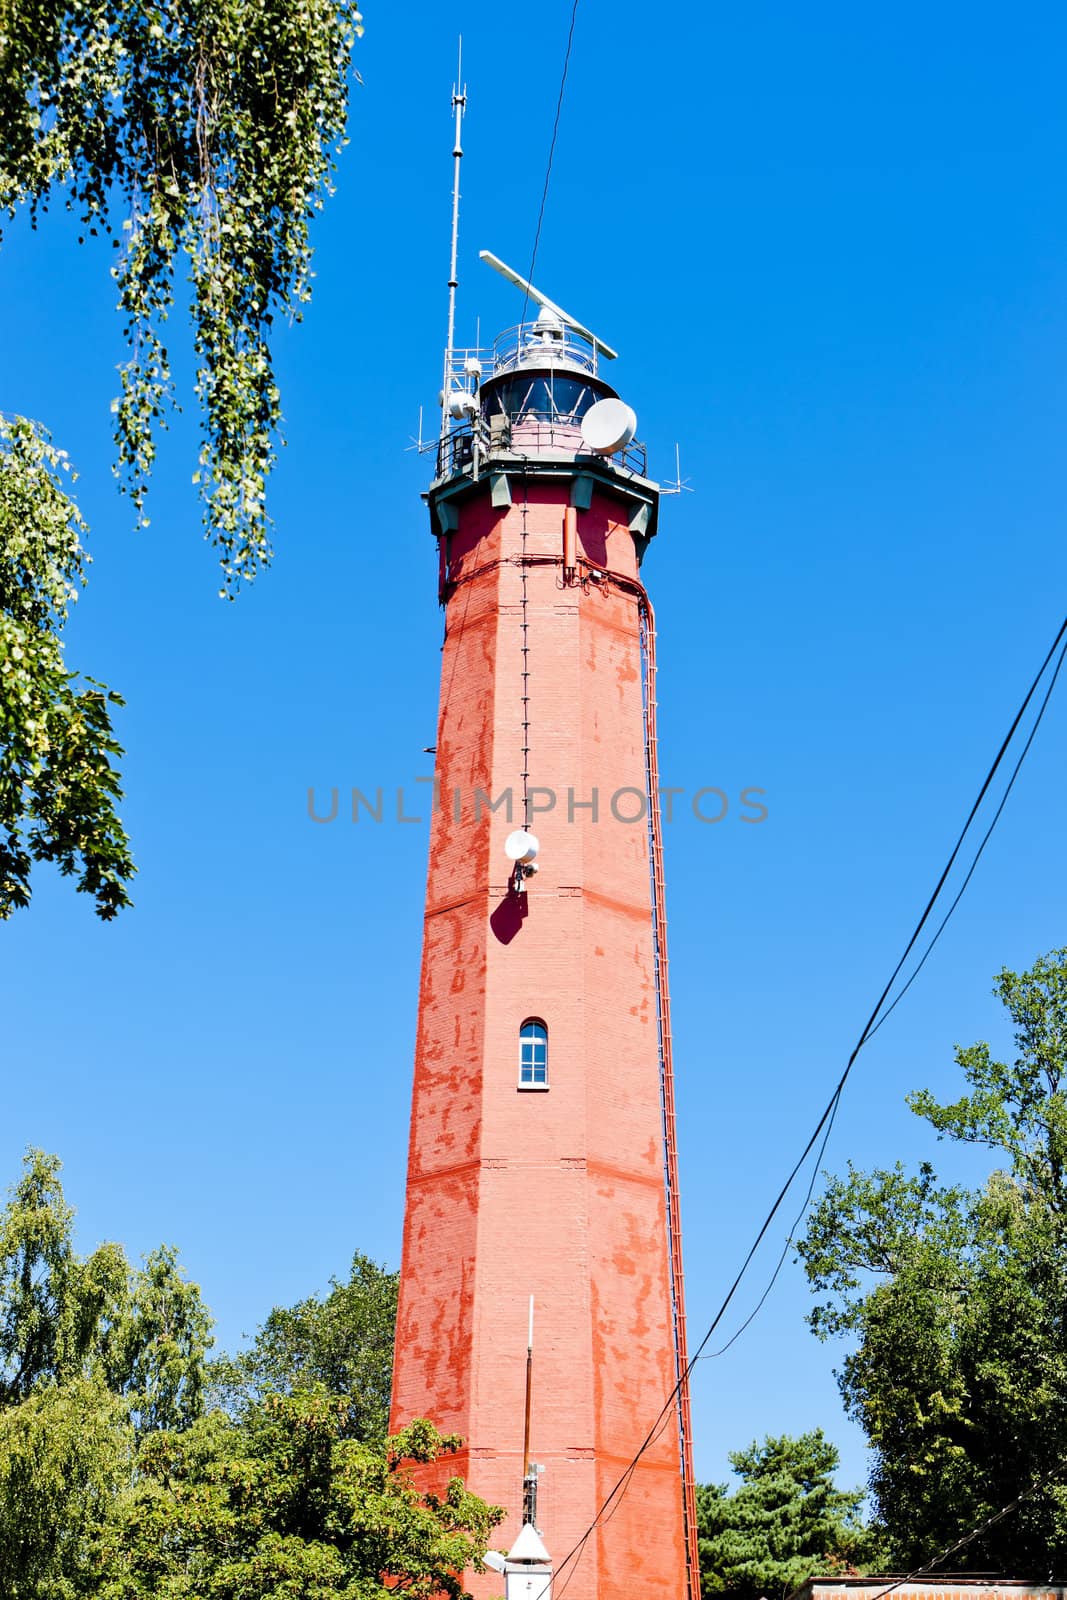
top-left (448, 389), bottom-right (478, 420)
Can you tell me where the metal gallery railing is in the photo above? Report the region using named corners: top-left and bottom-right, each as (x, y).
top-left (434, 417), bottom-right (647, 482)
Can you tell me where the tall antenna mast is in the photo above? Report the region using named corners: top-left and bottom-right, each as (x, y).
top-left (522, 1295), bottom-right (539, 1528)
top-left (522, 1295), bottom-right (533, 1482)
top-left (441, 38), bottom-right (467, 440)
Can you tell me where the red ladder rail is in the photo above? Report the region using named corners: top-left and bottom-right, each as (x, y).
top-left (640, 593), bottom-right (702, 1600)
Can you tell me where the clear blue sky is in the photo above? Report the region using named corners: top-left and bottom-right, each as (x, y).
top-left (3, 0), bottom-right (1066, 1497)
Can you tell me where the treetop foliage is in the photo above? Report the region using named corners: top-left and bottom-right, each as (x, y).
top-left (0, 1148), bottom-right (210, 1424)
top-left (908, 948), bottom-right (1067, 1209)
top-left (209, 1249), bottom-right (398, 1445)
top-left (697, 1429), bottom-right (873, 1599)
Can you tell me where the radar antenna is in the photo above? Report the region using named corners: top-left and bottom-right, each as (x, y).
top-left (479, 250), bottom-right (618, 361)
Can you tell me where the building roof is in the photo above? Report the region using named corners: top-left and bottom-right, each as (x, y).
top-left (789, 1580), bottom-right (1067, 1600)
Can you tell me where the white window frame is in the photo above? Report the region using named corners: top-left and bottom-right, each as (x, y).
top-left (518, 1019), bottom-right (549, 1091)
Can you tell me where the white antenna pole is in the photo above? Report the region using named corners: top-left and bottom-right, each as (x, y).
top-left (441, 39), bottom-right (467, 440)
top-left (528, 1294), bottom-right (535, 1352)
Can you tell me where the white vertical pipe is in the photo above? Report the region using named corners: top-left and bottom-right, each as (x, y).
top-left (441, 39), bottom-right (467, 441)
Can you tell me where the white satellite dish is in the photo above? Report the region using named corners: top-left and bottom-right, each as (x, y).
top-left (580, 397), bottom-right (637, 455)
top-left (504, 829), bottom-right (540, 864)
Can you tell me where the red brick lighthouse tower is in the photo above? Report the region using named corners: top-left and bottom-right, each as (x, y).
top-left (390, 82), bottom-right (699, 1600)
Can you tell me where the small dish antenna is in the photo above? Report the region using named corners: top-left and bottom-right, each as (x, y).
top-left (504, 829), bottom-right (539, 864)
top-left (505, 828), bottom-right (540, 895)
top-left (580, 397), bottom-right (638, 455)
top-left (480, 251), bottom-right (618, 361)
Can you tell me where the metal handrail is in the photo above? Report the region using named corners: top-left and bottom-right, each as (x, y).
top-left (441, 320), bottom-right (601, 401)
top-left (490, 321), bottom-right (600, 377)
top-left (434, 418), bottom-right (647, 482)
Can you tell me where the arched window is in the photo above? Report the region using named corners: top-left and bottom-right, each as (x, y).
top-left (519, 1020), bottom-right (548, 1088)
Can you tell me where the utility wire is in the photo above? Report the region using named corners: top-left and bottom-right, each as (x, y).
top-left (559, 1463), bottom-right (1046, 1600)
top-left (540, 611), bottom-right (1067, 1598)
top-left (519, 0), bottom-right (580, 327)
top-left (865, 631), bottom-right (1067, 1045)
top-left (701, 620), bottom-right (1067, 1360)
top-left (701, 1089), bottom-right (843, 1361)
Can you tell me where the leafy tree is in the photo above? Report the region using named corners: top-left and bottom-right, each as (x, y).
top-left (0, 1149), bottom-right (212, 1593)
top-left (0, 418), bottom-right (134, 919)
top-left (0, 1152), bottom-right (497, 1597)
top-left (95, 1401), bottom-right (501, 1598)
top-left (209, 1250), bottom-right (398, 1445)
top-left (107, 1244), bottom-right (214, 1435)
top-left (2, 0), bottom-right (365, 589)
top-left (0, 1375), bottom-right (130, 1595)
top-left (0, 1148), bottom-right (127, 1402)
top-left (3, 0), bottom-right (365, 914)
top-left (697, 1430), bottom-right (872, 1598)
top-left (799, 949), bottom-right (1067, 1572)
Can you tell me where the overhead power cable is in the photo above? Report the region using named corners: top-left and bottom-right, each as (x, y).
top-left (540, 610), bottom-right (1067, 1599)
top-left (518, 0), bottom-right (580, 328)
top-left (865, 630), bottom-right (1067, 1045)
top-left (700, 615), bottom-right (1067, 1361)
top-left (866, 1473), bottom-right (1047, 1600)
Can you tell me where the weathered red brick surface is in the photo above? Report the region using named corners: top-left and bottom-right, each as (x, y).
top-left (391, 474), bottom-right (686, 1600)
